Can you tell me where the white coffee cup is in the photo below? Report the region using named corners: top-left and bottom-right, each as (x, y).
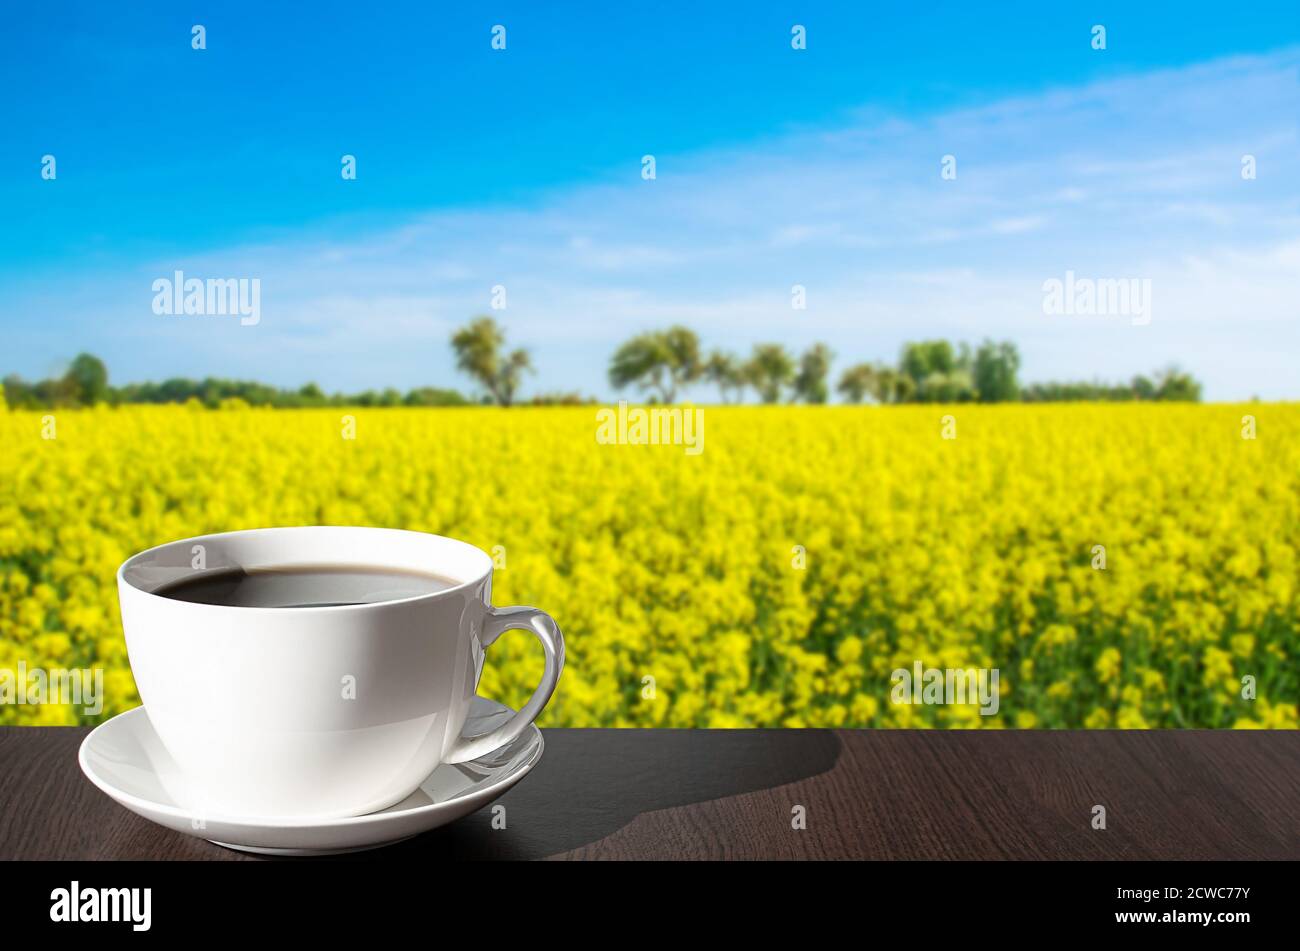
top-left (117, 526), bottom-right (564, 820)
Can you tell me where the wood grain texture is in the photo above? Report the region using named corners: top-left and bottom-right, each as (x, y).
top-left (1, 727), bottom-right (1295, 860)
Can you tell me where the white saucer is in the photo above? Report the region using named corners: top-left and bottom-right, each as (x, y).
top-left (79, 697), bottom-right (544, 855)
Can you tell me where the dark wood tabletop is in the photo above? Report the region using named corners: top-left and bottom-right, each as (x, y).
top-left (1, 727), bottom-right (1296, 860)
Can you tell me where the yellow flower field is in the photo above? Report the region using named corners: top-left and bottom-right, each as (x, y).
top-left (0, 403), bottom-right (1296, 729)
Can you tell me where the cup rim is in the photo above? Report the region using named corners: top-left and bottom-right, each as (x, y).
top-left (116, 526), bottom-right (493, 613)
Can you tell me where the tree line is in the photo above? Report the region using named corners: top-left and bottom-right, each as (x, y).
top-left (1, 354), bottom-right (471, 409)
top-left (604, 326), bottom-right (1201, 404)
top-left (2, 317), bottom-right (1200, 409)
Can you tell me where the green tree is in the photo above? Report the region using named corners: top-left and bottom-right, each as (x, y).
top-left (972, 340), bottom-right (1021, 402)
top-left (900, 340), bottom-right (955, 388)
top-left (660, 326), bottom-right (703, 396)
top-left (889, 371), bottom-right (916, 403)
top-left (297, 382), bottom-right (326, 405)
top-left (451, 316), bottom-right (533, 406)
top-left (608, 333), bottom-right (665, 400)
top-left (837, 363), bottom-right (879, 403)
top-left (64, 353), bottom-right (109, 405)
top-left (494, 349), bottom-right (533, 406)
top-left (403, 387), bottom-right (469, 407)
top-left (918, 370), bottom-right (975, 402)
top-left (2, 375), bottom-right (32, 409)
top-left (793, 343), bottom-right (834, 404)
top-left (704, 350), bottom-right (745, 403)
top-left (744, 343), bottom-right (796, 404)
top-left (897, 340), bottom-right (978, 402)
top-left (1154, 366), bottom-right (1201, 401)
top-left (608, 325), bottom-right (702, 403)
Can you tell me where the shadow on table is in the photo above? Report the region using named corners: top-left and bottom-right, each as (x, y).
top-left (312, 729), bottom-right (842, 860)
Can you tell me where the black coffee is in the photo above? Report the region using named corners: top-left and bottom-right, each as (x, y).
top-left (154, 565), bottom-right (457, 608)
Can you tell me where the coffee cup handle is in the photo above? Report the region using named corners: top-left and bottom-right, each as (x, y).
top-left (443, 606), bottom-right (565, 764)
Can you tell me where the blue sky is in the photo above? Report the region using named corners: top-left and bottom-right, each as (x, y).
top-left (3, 2), bottom-right (1299, 399)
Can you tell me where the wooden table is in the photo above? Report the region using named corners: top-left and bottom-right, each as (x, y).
top-left (2, 727), bottom-right (1296, 860)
